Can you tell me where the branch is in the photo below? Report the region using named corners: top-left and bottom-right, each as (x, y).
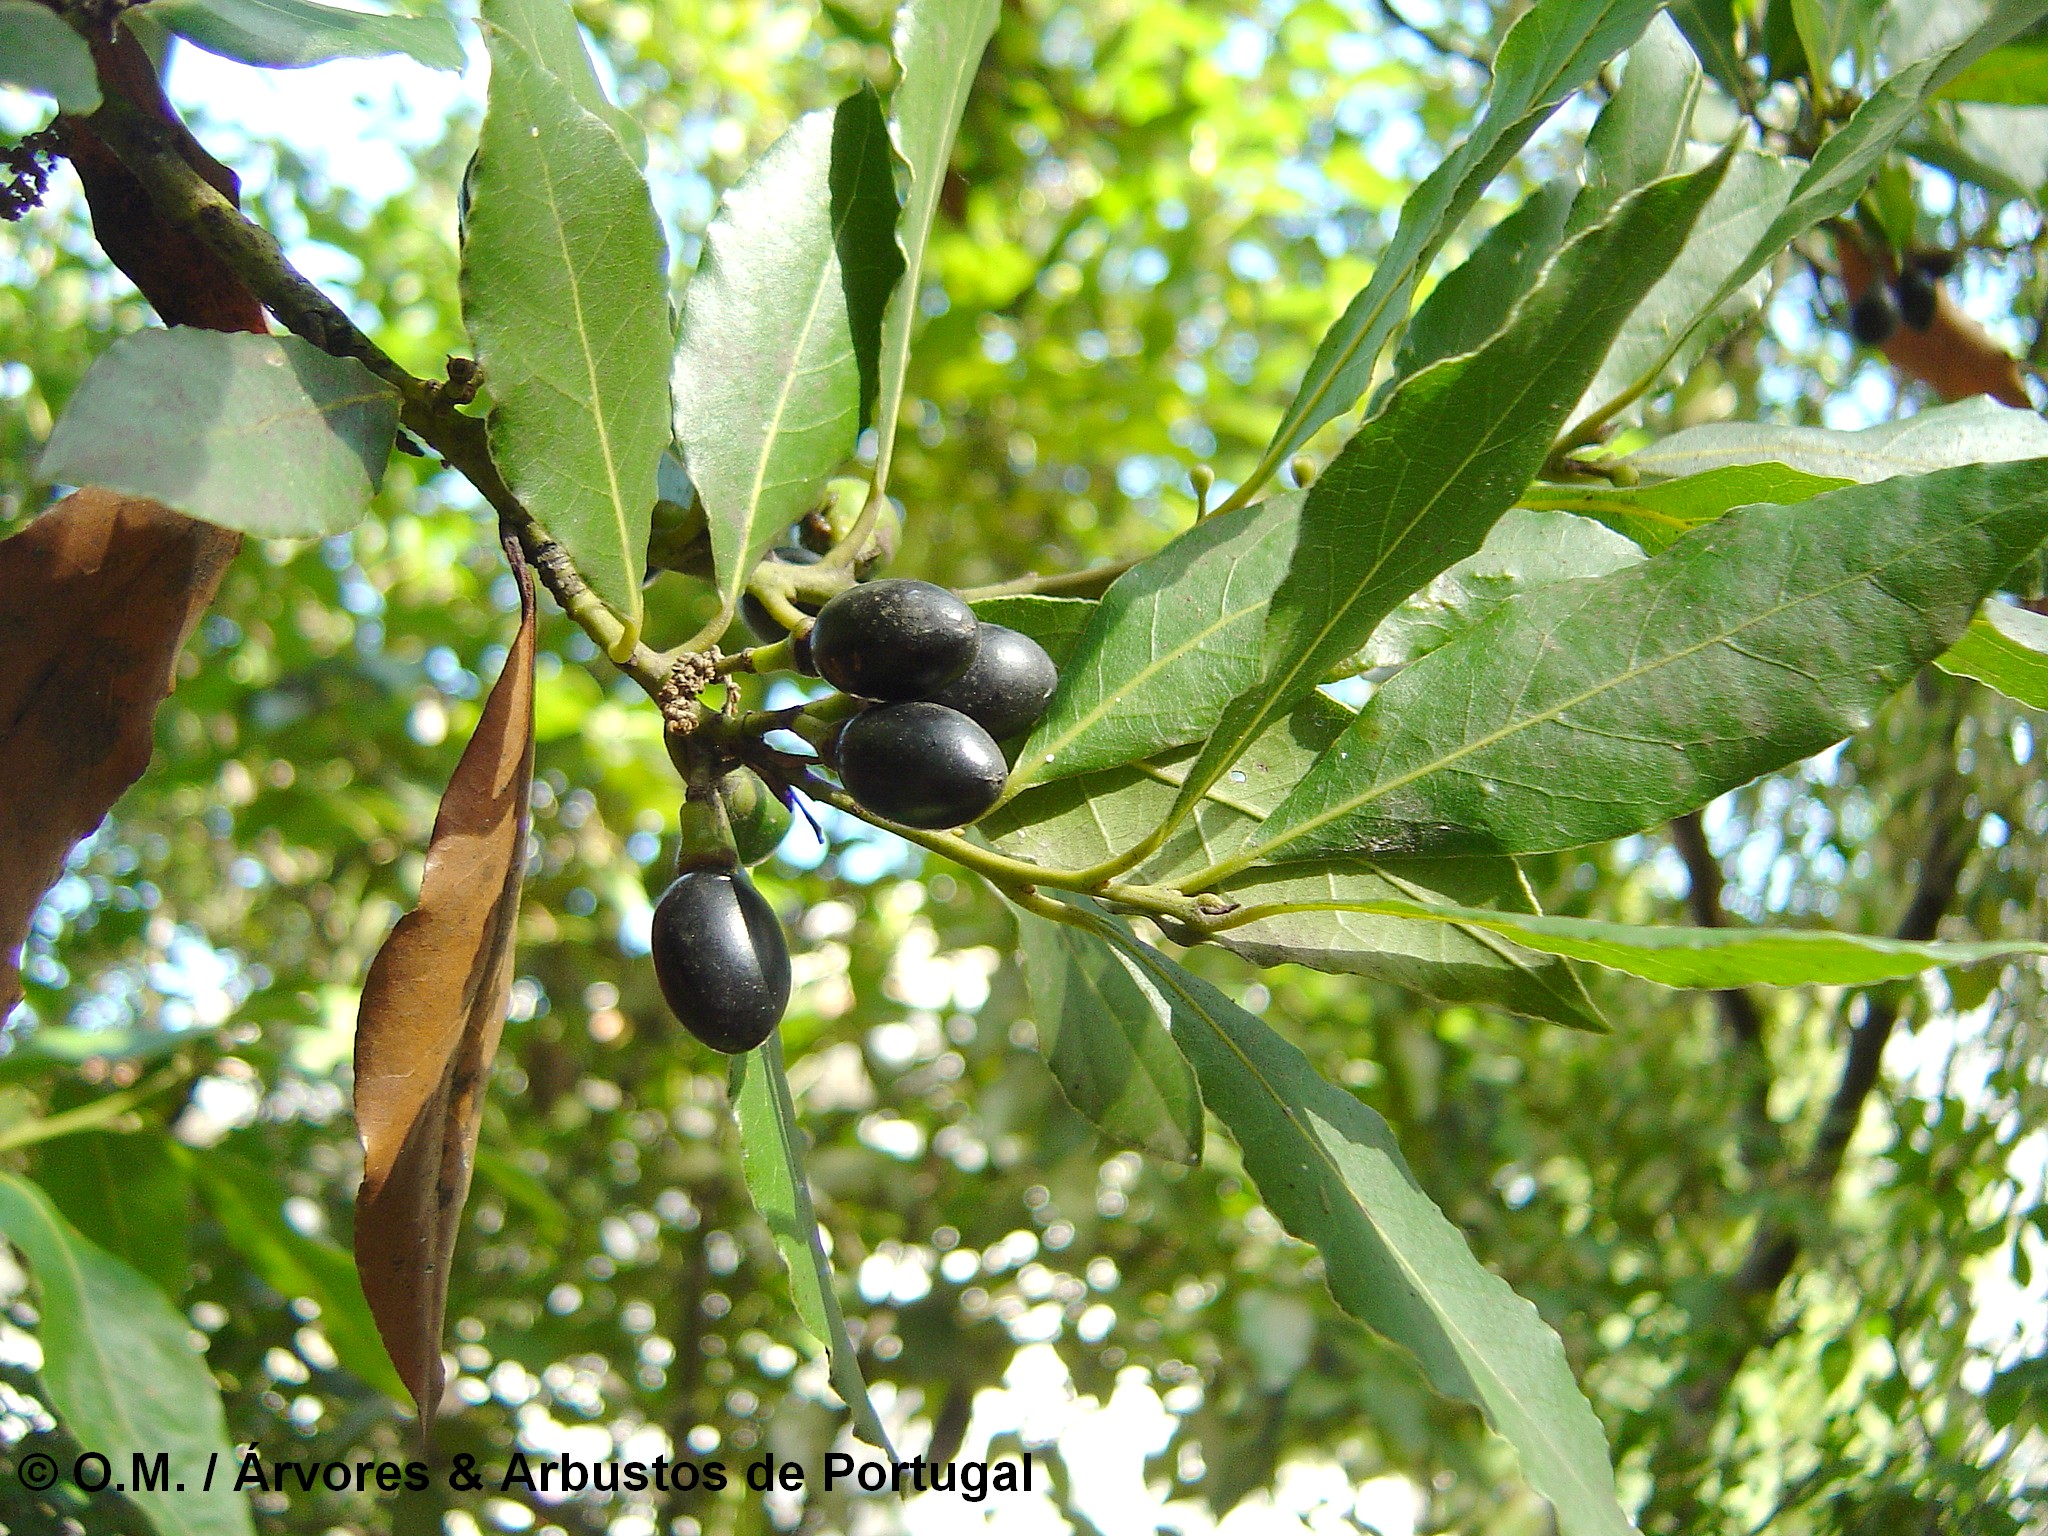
top-left (1642, 704), bottom-right (1976, 1532)
top-left (957, 554), bottom-right (1141, 602)
top-left (1374, 0), bottom-right (1492, 74)
top-left (78, 73), bottom-right (680, 698)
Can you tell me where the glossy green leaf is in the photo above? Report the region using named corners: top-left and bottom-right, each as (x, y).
top-left (1006, 493), bottom-right (1300, 796)
top-left (984, 702), bottom-right (1605, 1032)
top-left (482, 0), bottom-right (644, 159)
top-left (1666, 0), bottom-right (1751, 103)
top-left (1249, 0), bottom-right (1668, 489)
top-left (1572, 13), bottom-right (1700, 230)
top-left (1570, 150), bottom-right (1804, 433)
top-left (1388, 178), bottom-right (1575, 390)
top-left (1790, 0), bottom-right (1878, 79)
top-left (1170, 156), bottom-right (1732, 846)
top-left (1361, 508), bottom-right (1644, 671)
top-left (1242, 459), bottom-right (2048, 866)
top-left (1936, 39), bottom-right (2048, 103)
top-left (729, 1036), bottom-right (893, 1454)
top-left (182, 1148), bottom-right (410, 1403)
top-left (1936, 602), bottom-right (2048, 707)
top-left (34, 1130), bottom-right (189, 1301)
top-left (0, 1174), bottom-right (253, 1536)
top-left (968, 594), bottom-right (1096, 670)
top-left (1089, 927), bottom-right (1636, 1536)
top-left (1016, 909), bottom-right (1203, 1163)
top-left (675, 92), bottom-right (903, 625)
top-left (1522, 463), bottom-right (1849, 552)
top-left (1264, 896), bottom-right (2048, 988)
top-left (0, 0), bottom-right (100, 110)
top-left (37, 329), bottom-right (398, 538)
top-left (464, 13), bottom-right (671, 652)
top-left (1576, 0), bottom-right (2048, 434)
top-left (139, 0), bottom-right (464, 71)
top-left (1628, 398), bottom-right (2048, 483)
top-left (872, 0), bottom-right (1001, 495)
top-left (1911, 103), bottom-right (2048, 200)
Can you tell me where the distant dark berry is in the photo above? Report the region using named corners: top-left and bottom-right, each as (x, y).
top-left (1910, 247), bottom-right (1956, 280)
top-left (1893, 265), bottom-right (1937, 331)
top-left (929, 624), bottom-right (1058, 739)
top-left (837, 701), bottom-right (1007, 828)
top-left (741, 545), bottom-right (822, 643)
top-left (1849, 286), bottom-right (1900, 346)
top-left (650, 868), bottom-right (790, 1053)
top-left (810, 580), bottom-right (979, 701)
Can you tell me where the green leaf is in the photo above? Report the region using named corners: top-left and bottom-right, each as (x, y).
top-left (1576, 0), bottom-right (2048, 433)
top-left (729, 1036), bottom-right (893, 1454)
top-left (1388, 178), bottom-right (1576, 390)
top-left (481, 0), bottom-right (645, 160)
top-left (1523, 463), bottom-right (1849, 552)
top-left (1936, 602), bottom-right (2048, 707)
top-left (1937, 39), bottom-right (2048, 103)
top-left (137, 0), bottom-right (464, 71)
top-left (983, 703), bottom-right (1607, 1032)
top-left (464, 12), bottom-right (671, 653)
top-left (1910, 103), bottom-right (2048, 200)
top-left (674, 91), bottom-right (903, 626)
top-left (1088, 927), bottom-right (1636, 1536)
top-left (1790, 0), bottom-right (1879, 79)
top-left (1247, 0), bottom-right (1668, 489)
top-left (1005, 493), bottom-right (1300, 795)
top-left (37, 328), bottom-right (398, 538)
top-left (1016, 909), bottom-right (1204, 1164)
top-left (0, 0), bottom-right (101, 110)
top-left (1569, 150), bottom-right (1805, 434)
top-left (1361, 508), bottom-right (1645, 671)
top-left (1240, 459), bottom-right (2048, 866)
top-left (871, 0), bottom-right (1000, 495)
top-left (1212, 859), bottom-right (1609, 1033)
top-left (1572, 13), bottom-right (1701, 230)
top-left (33, 1130), bottom-right (189, 1301)
top-left (0, 1174), bottom-right (253, 1536)
top-left (1666, 0), bottom-right (1752, 105)
top-left (1627, 398), bottom-right (2048, 483)
top-left (968, 594), bottom-right (1096, 670)
top-left (181, 1147), bottom-right (410, 1403)
top-left (1169, 155), bottom-right (1732, 848)
top-left (1274, 896), bottom-right (2048, 989)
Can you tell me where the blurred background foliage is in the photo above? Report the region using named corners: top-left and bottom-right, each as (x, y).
top-left (2, 1), bottom-right (2046, 1533)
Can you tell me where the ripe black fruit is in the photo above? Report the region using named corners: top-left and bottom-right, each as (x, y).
top-left (1849, 286), bottom-right (1900, 346)
top-left (650, 868), bottom-right (791, 1053)
top-left (837, 701), bottom-right (1007, 828)
top-left (1893, 265), bottom-right (1937, 330)
top-left (930, 624), bottom-right (1058, 739)
top-left (810, 579), bottom-right (979, 701)
top-left (741, 545), bottom-right (823, 643)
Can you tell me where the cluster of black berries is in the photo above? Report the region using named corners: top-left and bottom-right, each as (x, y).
top-left (813, 579), bottom-right (1058, 829)
top-left (1850, 250), bottom-right (1955, 345)
top-left (648, 577), bottom-right (1057, 1056)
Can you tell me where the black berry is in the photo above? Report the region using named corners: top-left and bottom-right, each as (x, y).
top-left (1910, 247), bottom-right (1956, 280)
top-left (1894, 265), bottom-right (1937, 330)
top-left (929, 624), bottom-right (1058, 739)
top-left (837, 701), bottom-right (1007, 828)
top-left (1849, 286), bottom-right (1900, 346)
top-left (741, 545), bottom-right (823, 643)
top-left (810, 579), bottom-right (979, 701)
top-left (650, 868), bottom-right (790, 1053)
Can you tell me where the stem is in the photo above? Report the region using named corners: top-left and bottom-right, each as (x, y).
top-left (84, 85), bottom-right (678, 697)
top-left (958, 556), bottom-right (1141, 602)
top-left (0, 1067), bottom-right (182, 1155)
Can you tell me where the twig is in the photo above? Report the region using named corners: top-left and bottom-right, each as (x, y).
top-left (82, 81), bottom-right (679, 698)
top-left (1374, 0), bottom-right (1492, 74)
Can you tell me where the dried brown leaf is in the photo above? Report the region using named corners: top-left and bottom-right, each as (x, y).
top-left (1841, 243), bottom-right (2031, 409)
top-left (0, 490), bottom-right (238, 1015)
top-left (353, 547), bottom-right (536, 1421)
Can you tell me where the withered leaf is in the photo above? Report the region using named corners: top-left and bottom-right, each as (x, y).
top-left (0, 489), bottom-right (238, 1016)
top-left (1841, 243), bottom-right (2029, 409)
top-left (353, 544), bottom-right (536, 1421)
